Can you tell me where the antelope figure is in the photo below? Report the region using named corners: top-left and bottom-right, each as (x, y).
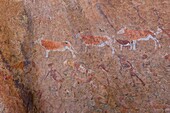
top-left (75, 33), bottom-right (115, 56)
top-left (117, 27), bottom-right (162, 50)
top-left (34, 38), bottom-right (77, 58)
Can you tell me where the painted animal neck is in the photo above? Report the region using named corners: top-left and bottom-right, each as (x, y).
top-left (62, 41), bottom-right (71, 47)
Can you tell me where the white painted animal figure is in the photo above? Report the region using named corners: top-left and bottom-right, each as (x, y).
top-left (117, 27), bottom-right (162, 50)
top-left (75, 33), bottom-right (115, 56)
top-left (34, 38), bottom-right (77, 58)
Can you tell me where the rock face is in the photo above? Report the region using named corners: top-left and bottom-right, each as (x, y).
top-left (0, 0), bottom-right (170, 113)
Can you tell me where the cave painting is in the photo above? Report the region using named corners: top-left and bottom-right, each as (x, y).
top-left (75, 33), bottom-right (115, 56)
top-left (34, 38), bottom-right (77, 58)
top-left (117, 27), bottom-right (162, 50)
top-left (34, 26), bottom-right (163, 58)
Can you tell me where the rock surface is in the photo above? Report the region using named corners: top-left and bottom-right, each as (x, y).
top-left (0, 0), bottom-right (169, 113)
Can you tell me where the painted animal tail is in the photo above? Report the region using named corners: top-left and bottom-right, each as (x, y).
top-left (34, 37), bottom-right (44, 44)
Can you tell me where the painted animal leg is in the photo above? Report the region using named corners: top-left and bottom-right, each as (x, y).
top-left (111, 44), bottom-right (115, 56)
top-left (147, 35), bottom-right (161, 49)
top-left (84, 46), bottom-right (88, 53)
top-left (105, 40), bottom-right (115, 56)
top-left (120, 45), bottom-right (123, 51)
top-left (71, 51), bottom-right (76, 58)
top-left (112, 37), bottom-right (116, 43)
top-left (157, 39), bottom-right (161, 48)
top-left (132, 40), bottom-right (137, 50)
top-left (111, 48), bottom-right (115, 56)
top-left (69, 49), bottom-right (76, 58)
top-left (153, 37), bottom-right (161, 49)
top-left (129, 43), bottom-right (133, 50)
top-left (45, 50), bottom-right (50, 58)
top-left (137, 35), bottom-right (160, 49)
top-left (67, 47), bottom-right (76, 58)
top-left (154, 40), bottom-right (158, 49)
top-left (146, 35), bottom-right (158, 49)
top-left (70, 46), bottom-right (77, 55)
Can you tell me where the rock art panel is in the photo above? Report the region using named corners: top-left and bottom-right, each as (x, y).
top-left (0, 0), bottom-right (170, 113)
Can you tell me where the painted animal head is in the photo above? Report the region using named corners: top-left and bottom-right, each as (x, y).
top-left (63, 41), bottom-right (72, 47)
top-left (63, 41), bottom-right (77, 54)
top-left (117, 27), bottom-right (127, 34)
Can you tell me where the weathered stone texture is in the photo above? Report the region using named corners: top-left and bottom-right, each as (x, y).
top-left (0, 0), bottom-right (169, 113)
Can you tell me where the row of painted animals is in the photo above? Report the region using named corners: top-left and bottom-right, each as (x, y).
top-left (34, 27), bottom-right (163, 58)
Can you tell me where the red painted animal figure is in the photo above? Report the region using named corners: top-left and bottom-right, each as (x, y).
top-left (34, 38), bottom-right (77, 58)
top-left (116, 39), bottom-right (133, 51)
top-left (75, 33), bottom-right (115, 56)
top-left (117, 27), bottom-right (162, 50)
